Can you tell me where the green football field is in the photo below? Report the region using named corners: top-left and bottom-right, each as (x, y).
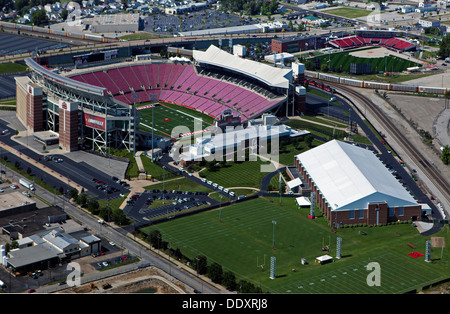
top-left (142, 197), bottom-right (450, 293)
top-left (137, 103), bottom-right (213, 138)
top-left (318, 50), bottom-right (420, 73)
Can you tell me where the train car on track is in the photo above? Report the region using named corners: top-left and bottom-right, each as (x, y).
top-left (390, 84), bottom-right (418, 93)
top-left (418, 86), bottom-right (448, 95)
top-left (363, 81), bottom-right (390, 90)
top-left (340, 77), bottom-right (364, 87)
top-left (305, 71), bottom-right (449, 95)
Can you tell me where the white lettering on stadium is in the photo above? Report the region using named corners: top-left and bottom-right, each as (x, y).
top-left (87, 118), bottom-right (104, 127)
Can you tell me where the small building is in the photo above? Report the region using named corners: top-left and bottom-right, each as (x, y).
top-left (418, 18), bottom-right (440, 28)
top-left (271, 35), bottom-right (324, 53)
top-left (264, 52), bottom-right (294, 64)
top-left (5, 228), bottom-right (101, 274)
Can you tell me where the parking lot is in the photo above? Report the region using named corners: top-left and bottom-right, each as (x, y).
top-left (142, 9), bottom-right (252, 34)
top-left (124, 189), bottom-right (214, 223)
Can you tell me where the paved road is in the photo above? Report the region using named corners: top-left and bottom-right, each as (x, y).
top-left (0, 128), bottom-right (221, 294)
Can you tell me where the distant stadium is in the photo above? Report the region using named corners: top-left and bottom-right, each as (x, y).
top-left (329, 29), bottom-right (417, 52)
top-left (15, 45), bottom-right (307, 155)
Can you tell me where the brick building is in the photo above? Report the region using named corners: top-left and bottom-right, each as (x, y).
top-left (293, 140), bottom-right (423, 226)
top-left (271, 35), bottom-right (324, 54)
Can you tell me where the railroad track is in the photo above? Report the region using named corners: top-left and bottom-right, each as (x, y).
top-left (318, 80), bottom-right (450, 208)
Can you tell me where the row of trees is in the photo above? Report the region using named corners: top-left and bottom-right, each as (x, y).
top-left (438, 33), bottom-right (450, 60)
top-left (219, 0), bottom-right (278, 16)
top-left (147, 230), bottom-right (263, 293)
top-left (69, 188), bottom-right (130, 226)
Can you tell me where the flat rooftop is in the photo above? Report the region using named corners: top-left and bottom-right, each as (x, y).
top-left (0, 191), bottom-right (36, 212)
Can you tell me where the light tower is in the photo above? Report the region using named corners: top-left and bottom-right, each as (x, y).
top-left (309, 192), bottom-right (315, 219)
top-left (270, 256), bottom-right (276, 280)
top-left (425, 240), bottom-right (431, 262)
top-left (336, 237), bottom-right (342, 259)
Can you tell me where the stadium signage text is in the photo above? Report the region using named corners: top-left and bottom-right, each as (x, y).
top-left (83, 113), bottom-right (106, 130)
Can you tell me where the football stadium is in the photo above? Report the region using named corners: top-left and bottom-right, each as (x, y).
top-left (15, 45), bottom-right (306, 154)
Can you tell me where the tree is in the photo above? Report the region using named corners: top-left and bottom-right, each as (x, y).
top-left (149, 230), bottom-right (161, 248)
top-left (441, 145), bottom-right (450, 165)
top-left (438, 33), bottom-right (450, 59)
top-left (69, 188), bottom-right (79, 201)
top-left (87, 199), bottom-right (99, 213)
top-left (207, 262), bottom-right (223, 284)
top-left (76, 192), bottom-right (87, 207)
top-left (193, 255), bottom-right (208, 275)
top-left (305, 134), bottom-right (314, 147)
top-left (237, 280), bottom-right (262, 293)
top-left (31, 10), bottom-right (49, 27)
top-left (61, 8), bottom-right (68, 21)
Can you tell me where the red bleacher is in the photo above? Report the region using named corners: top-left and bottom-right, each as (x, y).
top-left (69, 64), bottom-right (284, 122)
top-left (330, 36), bottom-right (415, 52)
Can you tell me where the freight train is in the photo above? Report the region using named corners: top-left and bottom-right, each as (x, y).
top-left (305, 70), bottom-right (449, 95)
top-left (0, 21), bottom-right (111, 42)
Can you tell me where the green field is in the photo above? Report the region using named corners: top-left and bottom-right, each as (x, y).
top-left (324, 7), bottom-right (374, 19)
top-left (0, 63), bottom-right (27, 74)
top-left (142, 197), bottom-right (450, 293)
top-left (137, 103), bottom-right (213, 138)
top-left (318, 50), bottom-right (420, 74)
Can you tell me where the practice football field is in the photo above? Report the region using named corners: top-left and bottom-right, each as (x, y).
top-left (142, 197), bottom-right (449, 293)
top-left (137, 103), bottom-right (213, 138)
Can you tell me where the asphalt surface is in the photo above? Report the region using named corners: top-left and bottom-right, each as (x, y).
top-left (0, 121), bottom-right (130, 200)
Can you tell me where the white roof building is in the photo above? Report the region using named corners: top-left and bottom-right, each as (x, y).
top-left (295, 140), bottom-right (418, 212)
top-left (193, 45), bottom-right (292, 89)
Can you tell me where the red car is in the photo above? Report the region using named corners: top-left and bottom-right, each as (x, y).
top-left (28, 289), bottom-right (36, 293)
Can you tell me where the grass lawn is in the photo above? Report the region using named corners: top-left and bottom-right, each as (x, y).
top-left (324, 7), bottom-right (375, 19)
top-left (141, 197), bottom-right (450, 293)
top-left (199, 159), bottom-right (273, 188)
top-left (0, 63), bottom-right (27, 74)
top-left (144, 177), bottom-right (212, 193)
top-left (318, 51), bottom-right (420, 74)
top-left (119, 32), bottom-right (171, 41)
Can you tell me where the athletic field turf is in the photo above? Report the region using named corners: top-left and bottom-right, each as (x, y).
top-left (142, 197), bottom-right (449, 293)
top-left (318, 51), bottom-right (420, 74)
top-left (137, 103), bottom-right (213, 138)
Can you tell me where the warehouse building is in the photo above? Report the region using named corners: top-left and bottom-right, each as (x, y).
top-left (5, 228), bottom-right (101, 274)
top-left (271, 35), bottom-right (325, 54)
top-left (293, 140), bottom-right (422, 226)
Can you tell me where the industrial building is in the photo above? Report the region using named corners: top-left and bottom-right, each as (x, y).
top-left (271, 35), bottom-right (325, 54)
top-left (4, 228), bottom-right (101, 274)
top-left (292, 140), bottom-right (423, 226)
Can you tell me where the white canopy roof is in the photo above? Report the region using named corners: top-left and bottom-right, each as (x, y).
top-left (193, 45), bottom-right (292, 89)
top-left (295, 140), bottom-right (418, 212)
top-left (296, 196), bottom-right (311, 207)
top-left (287, 177), bottom-right (302, 189)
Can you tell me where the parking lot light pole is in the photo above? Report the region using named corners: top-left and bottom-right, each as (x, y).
top-left (219, 194), bottom-right (223, 222)
top-left (272, 220), bottom-right (276, 250)
top-left (163, 166), bottom-right (166, 205)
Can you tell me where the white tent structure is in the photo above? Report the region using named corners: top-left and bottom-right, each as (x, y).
top-left (296, 196), bottom-right (311, 207)
top-left (294, 140), bottom-right (422, 225)
top-left (295, 140), bottom-right (418, 212)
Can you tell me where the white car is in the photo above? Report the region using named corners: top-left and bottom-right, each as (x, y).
top-left (0, 189), bottom-right (4, 193)
top-left (109, 241), bottom-right (116, 246)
